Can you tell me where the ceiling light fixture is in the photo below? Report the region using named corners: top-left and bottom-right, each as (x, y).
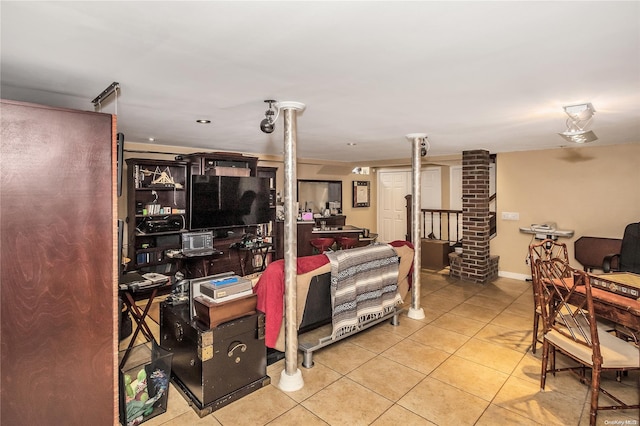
top-left (260, 100), bottom-right (279, 133)
top-left (558, 102), bottom-right (597, 144)
top-left (196, 119), bottom-right (211, 124)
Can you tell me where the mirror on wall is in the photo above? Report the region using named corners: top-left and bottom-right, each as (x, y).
top-left (297, 180), bottom-right (342, 215)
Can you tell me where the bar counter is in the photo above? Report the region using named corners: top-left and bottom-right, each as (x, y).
top-left (273, 221), bottom-right (376, 258)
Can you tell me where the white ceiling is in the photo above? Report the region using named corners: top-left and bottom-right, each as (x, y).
top-left (1, 1), bottom-right (639, 163)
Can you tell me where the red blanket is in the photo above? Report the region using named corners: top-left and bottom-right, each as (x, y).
top-left (253, 240), bottom-right (414, 348)
top-left (253, 254), bottom-right (329, 348)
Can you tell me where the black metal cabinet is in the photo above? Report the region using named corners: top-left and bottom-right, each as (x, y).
top-left (160, 302), bottom-right (269, 416)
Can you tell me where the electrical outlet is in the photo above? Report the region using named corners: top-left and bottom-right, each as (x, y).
top-left (501, 211), bottom-right (520, 221)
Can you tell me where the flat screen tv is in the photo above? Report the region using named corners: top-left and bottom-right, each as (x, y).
top-left (190, 175), bottom-right (272, 230)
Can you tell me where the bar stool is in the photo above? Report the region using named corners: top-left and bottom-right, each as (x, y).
top-left (337, 236), bottom-right (358, 250)
top-left (310, 237), bottom-right (335, 254)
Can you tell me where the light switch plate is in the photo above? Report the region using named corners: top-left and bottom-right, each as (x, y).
top-left (501, 212), bottom-right (520, 221)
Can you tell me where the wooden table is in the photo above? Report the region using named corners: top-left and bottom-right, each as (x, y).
top-left (564, 273), bottom-right (640, 336)
top-left (119, 277), bottom-right (171, 369)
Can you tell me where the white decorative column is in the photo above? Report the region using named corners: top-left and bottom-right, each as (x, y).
top-left (405, 133), bottom-right (426, 320)
top-left (277, 101), bottom-right (306, 392)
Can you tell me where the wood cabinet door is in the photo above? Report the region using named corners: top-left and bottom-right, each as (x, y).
top-left (1, 100), bottom-right (116, 424)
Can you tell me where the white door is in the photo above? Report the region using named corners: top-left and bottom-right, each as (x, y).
top-left (450, 165), bottom-right (463, 211)
top-left (421, 167), bottom-right (441, 209)
top-left (421, 167), bottom-right (442, 238)
top-left (450, 165), bottom-right (463, 241)
top-left (377, 170), bottom-right (410, 243)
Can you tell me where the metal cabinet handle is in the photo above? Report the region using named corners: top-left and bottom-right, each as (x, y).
top-left (228, 342), bottom-right (247, 357)
top-left (173, 322), bottom-right (184, 342)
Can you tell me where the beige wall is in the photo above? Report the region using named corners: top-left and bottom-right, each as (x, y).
top-left (120, 142), bottom-right (639, 278)
top-left (295, 162), bottom-right (377, 229)
top-left (491, 143), bottom-right (640, 277)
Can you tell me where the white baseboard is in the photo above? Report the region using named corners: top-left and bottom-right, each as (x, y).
top-left (498, 271), bottom-right (531, 281)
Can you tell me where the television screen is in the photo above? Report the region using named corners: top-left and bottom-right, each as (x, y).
top-left (190, 175), bottom-right (271, 230)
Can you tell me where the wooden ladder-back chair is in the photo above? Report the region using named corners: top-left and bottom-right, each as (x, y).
top-left (528, 239), bottom-right (569, 354)
top-left (535, 257), bottom-right (640, 425)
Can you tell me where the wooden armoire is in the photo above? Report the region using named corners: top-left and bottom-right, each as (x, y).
top-left (1, 100), bottom-right (117, 424)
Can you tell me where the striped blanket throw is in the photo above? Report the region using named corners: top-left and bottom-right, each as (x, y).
top-left (326, 243), bottom-right (402, 339)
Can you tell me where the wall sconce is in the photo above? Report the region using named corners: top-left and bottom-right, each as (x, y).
top-left (558, 103), bottom-right (598, 143)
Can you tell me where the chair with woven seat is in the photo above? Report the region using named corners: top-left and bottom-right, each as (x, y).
top-left (535, 257), bottom-right (640, 425)
top-left (337, 236), bottom-right (358, 250)
top-left (528, 239), bottom-right (569, 354)
top-left (310, 237), bottom-right (335, 254)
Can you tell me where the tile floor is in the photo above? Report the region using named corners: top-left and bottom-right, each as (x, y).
top-left (123, 270), bottom-right (639, 425)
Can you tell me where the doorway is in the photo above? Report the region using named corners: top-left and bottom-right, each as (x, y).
top-left (377, 167), bottom-right (441, 242)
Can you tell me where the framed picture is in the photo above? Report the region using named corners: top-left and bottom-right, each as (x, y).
top-left (352, 181), bottom-right (370, 207)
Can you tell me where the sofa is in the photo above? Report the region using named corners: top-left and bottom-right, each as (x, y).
top-left (253, 241), bottom-right (414, 367)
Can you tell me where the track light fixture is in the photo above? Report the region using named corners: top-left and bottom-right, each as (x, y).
top-left (558, 103), bottom-right (597, 144)
top-left (420, 137), bottom-right (430, 157)
top-left (260, 100), bottom-right (279, 134)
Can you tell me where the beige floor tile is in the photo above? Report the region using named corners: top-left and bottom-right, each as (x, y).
top-left (578, 399), bottom-right (640, 426)
top-left (464, 293), bottom-right (513, 310)
top-left (388, 314), bottom-right (431, 336)
top-left (346, 323), bottom-right (405, 353)
top-left (267, 405), bottom-right (328, 425)
top-left (212, 385), bottom-right (297, 426)
top-left (410, 305), bottom-right (448, 324)
top-left (492, 375), bottom-right (586, 424)
top-left (510, 351), bottom-right (546, 385)
top-left (381, 339), bottom-right (450, 375)
top-left (429, 287), bottom-right (475, 304)
top-left (475, 404), bottom-right (540, 426)
top-left (408, 323), bottom-right (470, 353)
top-left (301, 377), bottom-right (393, 425)
top-left (455, 337), bottom-right (525, 374)
top-left (398, 376), bottom-right (490, 425)
top-left (477, 287), bottom-right (523, 304)
top-left (429, 311), bottom-right (488, 336)
top-left (140, 383), bottom-right (192, 426)
top-left (138, 271), bottom-right (640, 426)
top-left (347, 356), bottom-right (425, 401)
top-left (156, 410), bottom-right (223, 425)
top-left (502, 299), bottom-right (535, 319)
top-left (430, 355), bottom-right (509, 401)
top-left (449, 301), bottom-right (502, 323)
top-left (420, 293), bottom-right (464, 311)
top-left (428, 281), bottom-right (480, 295)
top-left (370, 404), bottom-right (436, 425)
top-left (597, 370), bottom-right (640, 409)
top-left (268, 360), bottom-right (342, 403)
top-left (487, 277), bottom-right (531, 294)
top-left (515, 289), bottom-right (535, 304)
top-left (475, 322), bottom-right (533, 352)
top-left (490, 310), bottom-right (534, 331)
top-left (311, 340), bottom-right (377, 375)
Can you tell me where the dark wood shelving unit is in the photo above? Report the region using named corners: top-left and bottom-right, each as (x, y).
top-left (126, 158), bottom-right (189, 271)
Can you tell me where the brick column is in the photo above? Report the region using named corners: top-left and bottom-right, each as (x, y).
top-left (457, 149), bottom-right (497, 283)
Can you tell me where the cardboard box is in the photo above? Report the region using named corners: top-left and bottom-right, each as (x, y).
top-left (421, 239), bottom-right (452, 270)
top-left (193, 293), bottom-right (257, 329)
